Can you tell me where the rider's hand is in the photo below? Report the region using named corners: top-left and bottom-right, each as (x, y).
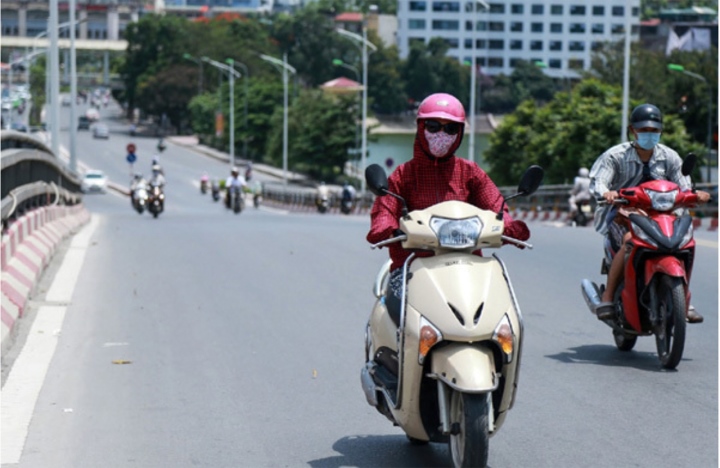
top-left (603, 191), bottom-right (620, 203)
top-left (696, 190), bottom-right (711, 204)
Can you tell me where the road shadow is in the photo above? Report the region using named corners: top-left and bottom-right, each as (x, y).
top-left (307, 434), bottom-right (452, 468)
top-left (545, 344), bottom-right (689, 372)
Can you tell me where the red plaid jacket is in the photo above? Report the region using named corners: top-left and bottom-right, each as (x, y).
top-left (367, 139), bottom-right (530, 271)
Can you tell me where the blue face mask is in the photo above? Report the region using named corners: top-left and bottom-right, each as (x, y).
top-left (636, 132), bottom-right (661, 150)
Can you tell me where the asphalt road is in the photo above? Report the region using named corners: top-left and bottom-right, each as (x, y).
top-left (2, 101), bottom-right (718, 468)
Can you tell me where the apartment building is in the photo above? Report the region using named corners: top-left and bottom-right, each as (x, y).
top-left (396, 0), bottom-right (641, 78)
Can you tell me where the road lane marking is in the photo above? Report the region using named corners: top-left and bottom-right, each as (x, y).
top-left (1, 215), bottom-right (99, 465)
top-left (695, 238), bottom-right (718, 249)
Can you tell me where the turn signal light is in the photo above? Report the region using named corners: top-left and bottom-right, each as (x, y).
top-left (418, 319), bottom-right (442, 364)
top-left (492, 315), bottom-right (514, 360)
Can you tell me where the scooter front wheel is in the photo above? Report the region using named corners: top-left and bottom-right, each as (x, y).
top-left (449, 390), bottom-right (489, 468)
top-left (653, 275), bottom-right (686, 369)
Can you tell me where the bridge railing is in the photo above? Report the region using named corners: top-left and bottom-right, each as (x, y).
top-left (1, 130), bottom-right (84, 230)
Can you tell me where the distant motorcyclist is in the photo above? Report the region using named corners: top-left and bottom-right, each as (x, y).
top-left (225, 167), bottom-right (247, 208)
top-left (157, 138), bottom-right (167, 153)
top-left (130, 173), bottom-right (148, 204)
top-left (341, 182), bottom-right (356, 203)
top-left (245, 162), bottom-right (253, 182)
top-left (568, 167), bottom-right (591, 217)
top-left (149, 164), bottom-right (166, 188)
top-left (317, 182), bottom-right (329, 203)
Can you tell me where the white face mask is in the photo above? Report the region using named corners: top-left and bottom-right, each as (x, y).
top-left (424, 130), bottom-right (458, 157)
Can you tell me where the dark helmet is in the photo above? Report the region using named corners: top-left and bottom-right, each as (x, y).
top-left (630, 103), bottom-right (663, 131)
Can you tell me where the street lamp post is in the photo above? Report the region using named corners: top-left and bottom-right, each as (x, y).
top-left (260, 53), bottom-right (296, 188)
top-left (332, 58), bottom-right (361, 161)
top-left (668, 63), bottom-right (714, 183)
top-left (202, 57), bottom-right (240, 171)
top-left (468, 0), bottom-right (489, 163)
top-left (336, 26), bottom-right (377, 194)
top-left (227, 59), bottom-right (249, 161)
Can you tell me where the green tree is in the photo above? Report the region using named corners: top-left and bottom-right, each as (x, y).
top-left (480, 60), bottom-right (557, 113)
top-left (136, 64), bottom-right (199, 132)
top-left (265, 90), bottom-right (357, 180)
top-left (402, 38), bottom-right (468, 105)
top-left (484, 79), bottom-right (703, 185)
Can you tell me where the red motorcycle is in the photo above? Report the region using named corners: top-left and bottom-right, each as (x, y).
top-left (581, 155), bottom-right (699, 369)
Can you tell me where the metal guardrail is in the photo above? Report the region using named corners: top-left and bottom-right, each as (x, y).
top-left (1, 130), bottom-right (85, 230)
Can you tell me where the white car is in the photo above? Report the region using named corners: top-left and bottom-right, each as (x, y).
top-left (92, 123), bottom-right (110, 139)
top-left (81, 170), bottom-right (108, 193)
top-left (85, 108), bottom-right (100, 121)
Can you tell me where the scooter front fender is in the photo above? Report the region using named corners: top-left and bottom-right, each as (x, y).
top-left (644, 256), bottom-right (687, 285)
top-left (429, 344), bottom-right (498, 393)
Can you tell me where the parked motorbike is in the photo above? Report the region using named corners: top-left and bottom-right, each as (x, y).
top-left (226, 185), bottom-right (244, 214)
top-left (361, 163), bottom-right (544, 468)
top-left (580, 154), bottom-right (699, 370)
top-left (571, 199), bottom-right (594, 227)
top-left (200, 175), bottom-right (209, 194)
top-left (211, 181), bottom-right (220, 202)
top-left (147, 183), bottom-right (165, 219)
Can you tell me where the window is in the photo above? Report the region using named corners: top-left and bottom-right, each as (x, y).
top-left (549, 40), bottom-right (562, 51)
top-left (568, 59), bottom-right (584, 70)
top-left (568, 41), bottom-right (585, 51)
top-left (489, 22), bottom-right (504, 32)
top-left (611, 24), bottom-right (624, 34)
top-left (591, 41), bottom-right (604, 51)
top-left (477, 57), bottom-right (486, 66)
top-left (444, 38), bottom-right (459, 48)
top-left (432, 1), bottom-right (460, 11)
top-left (569, 23), bottom-right (585, 33)
top-left (488, 39), bottom-right (504, 50)
top-left (464, 38), bottom-right (473, 48)
top-left (569, 5), bottom-right (585, 15)
top-left (591, 24), bottom-right (603, 34)
top-left (592, 6), bottom-right (604, 16)
top-left (550, 5), bottom-right (562, 15)
top-left (511, 4), bottom-right (523, 14)
top-left (550, 23), bottom-right (562, 33)
top-left (409, 37), bottom-right (425, 46)
top-left (465, 20), bottom-right (473, 31)
top-left (488, 3), bottom-right (504, 13)
top-left (531, 23), bottom-right (543, 32)
top-left (409, 19), bottom-right (426, 29)
top-left (475, 39), bottom-right (486, 49)
top-left (510, 40), bottom-right (523, 50)
top-left (549, 59), bottom-right (561, 69)
top-left (510, 58), bottom-right (523, 67)
top-left (432, 20), bottom-right (460, 30)
top-left (475, 21), bottom-right (487, 31)
top-left (531, 4), bottom-right (543, 14)
top-left (510, 22), bottom-right (523, 32)
top-left (488, 57), bottom-right (503, 67)
top-left (530, 40), bottom-right (543, 51)
top-left (612, 6), bottom-right (624, 17)
top-left (409, 1), bottom-right (426, 11)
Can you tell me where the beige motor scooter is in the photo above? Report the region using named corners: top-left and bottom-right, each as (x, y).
top-left (361, 164), bottom-right (544, 468)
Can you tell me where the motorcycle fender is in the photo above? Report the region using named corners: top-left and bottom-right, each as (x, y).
top-left (644, 256), bottom-right (687, 285)
top-left (430, 344), bottom-right (497, 393)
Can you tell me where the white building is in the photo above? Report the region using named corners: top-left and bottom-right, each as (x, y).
top-left (396, 0), bottom-right (641, 78)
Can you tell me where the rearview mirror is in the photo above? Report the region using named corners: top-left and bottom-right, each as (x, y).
top-left (365, 164), bottom-right (388, 196)
top-left (681, 153), bottom-right (696, 177)
top-left (518, 165), bottom-right (544, 196)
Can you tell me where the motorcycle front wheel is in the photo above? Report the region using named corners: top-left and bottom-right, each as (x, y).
top-left (653, 275), bottom-right (686, 369)
top-left (449, 391), bottom-right (489, 468)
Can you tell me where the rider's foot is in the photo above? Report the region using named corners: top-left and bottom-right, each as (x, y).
top-left (686, 305), bottom-right (704, 324)
top-left (594, 301), bottom-right (615, 320)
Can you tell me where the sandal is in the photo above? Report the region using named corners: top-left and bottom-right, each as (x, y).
top-left (594, 301), bottom-right (615, 320)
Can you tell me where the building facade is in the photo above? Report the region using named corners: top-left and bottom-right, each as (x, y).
top-left (396, 0), bottom-right (641, 78)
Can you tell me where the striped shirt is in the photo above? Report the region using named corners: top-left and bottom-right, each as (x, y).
top-left (589, 142), bottom-right (691, 234)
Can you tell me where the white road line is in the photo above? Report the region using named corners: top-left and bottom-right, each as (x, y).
top-left (1, 215), bottom-right (100, 465)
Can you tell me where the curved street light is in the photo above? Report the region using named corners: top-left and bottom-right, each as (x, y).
top-left (260, 53), bottom-right (296, 187)
top-left (468, 0), bottom-right (489, 163)
top-left (227, 59), bottom-right (249, 161)
top-left (202, 56), bottom-right (240, 171)
top-left (336, 26), bottom-right (377, 193)
top-left (668, 63), bottom-right (714, 182)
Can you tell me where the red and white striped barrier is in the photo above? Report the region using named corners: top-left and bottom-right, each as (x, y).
top-left (1, 205), bottom-right (90, 350)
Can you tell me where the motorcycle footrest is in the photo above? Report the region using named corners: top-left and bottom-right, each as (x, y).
top-left (371, 363), bottom-right (398, 400)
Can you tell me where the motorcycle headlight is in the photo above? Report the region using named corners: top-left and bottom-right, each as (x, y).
top-left (418, 317), bottom-right (442, 365)
top-left (429, 217), bottom-right (482, 249)
top-left (492, 314), bottom-right (515, 363)
top-left (630, 221), bottom-right (658, 247)
top-left (646, 189), bottom-right (678, 211)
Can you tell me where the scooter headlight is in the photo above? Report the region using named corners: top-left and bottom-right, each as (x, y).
top-left (630, 221), bottom-right (658, 248)
top-left (418, 317), bottom-right (442, 365)
top-left (645, 189), bottom-right (678, 212)
top-left (492, 314), bottom-right (515, 363)
top-left (429, 217), bottom-right (482, 249)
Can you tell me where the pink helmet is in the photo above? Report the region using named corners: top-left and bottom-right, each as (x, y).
top-left (416, 93), bottom-right (466, 123)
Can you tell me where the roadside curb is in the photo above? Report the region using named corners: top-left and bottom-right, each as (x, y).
top-left (1, 204), bottom-right (90, 354)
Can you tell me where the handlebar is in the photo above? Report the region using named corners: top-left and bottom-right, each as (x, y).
top-left (371, 235), bottom-right (407, 249)
top-left (501, 236), bottom-right (534, 250)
